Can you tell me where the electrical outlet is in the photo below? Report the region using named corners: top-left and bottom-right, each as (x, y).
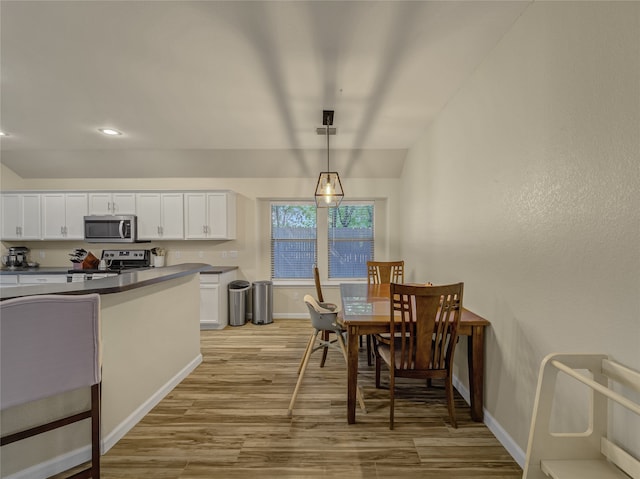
top-left (222, 251), bottom-right (228, 258)
top-left (175, 251), bottom-right (181, 259)
top-left (198, 251), bottom-right (204, 258)
top-left (39, 250), bottom-right (46, 259)
top-left (229, 250), bottom-right (238, 258)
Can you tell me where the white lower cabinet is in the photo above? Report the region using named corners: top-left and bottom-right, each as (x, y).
top-left (200, 270), bottom-right (237, 330)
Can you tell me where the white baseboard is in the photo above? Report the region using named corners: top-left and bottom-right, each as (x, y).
top-left (273, 313), bottom-right (303, 319)
top-left (452, 375), bottom-right (525, 468)
top-left (102, 354), bottom-right (203, 452)
top-left (4, 354), bottom-right (203, 479)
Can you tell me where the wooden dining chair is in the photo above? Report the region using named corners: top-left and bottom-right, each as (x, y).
top-left (1, 293), bottom-right (102, 478)
top-left (364, 260), bottom-right (405, 365)
top-left (367, 260), bottom-right (405, 285)
top-left (374, 282), bottom-right (463, 429)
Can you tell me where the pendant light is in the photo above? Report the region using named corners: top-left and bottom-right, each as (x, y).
top-left (314, 110), bottom-right (344, 208)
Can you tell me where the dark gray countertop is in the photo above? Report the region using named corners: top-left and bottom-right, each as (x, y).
top-left (0, 263), bottom-right (233, 300)
top-left (199, 266), bottom-right (238, 274)
top-left (1, 265), bottom-right (238, 275)
top-left (0, 267), bottom-right (70, 275)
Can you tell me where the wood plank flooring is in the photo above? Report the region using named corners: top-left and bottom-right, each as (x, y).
top-left (59, 319), bottom-right (522, 478)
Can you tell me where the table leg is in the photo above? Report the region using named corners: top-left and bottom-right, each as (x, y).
top-left (347, 325), bottom-right (359, 424)
top-left (467, 325), bottom-right (485, 422)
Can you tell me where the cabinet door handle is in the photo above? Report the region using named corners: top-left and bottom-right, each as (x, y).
top-left (61, 226), bottom-right (65, 235)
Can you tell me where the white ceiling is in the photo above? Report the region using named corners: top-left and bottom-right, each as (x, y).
top-left (0, 0), bottom-right (529, 179)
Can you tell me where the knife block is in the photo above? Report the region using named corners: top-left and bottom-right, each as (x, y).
top-left (81, 252), bottom-right (100, 270)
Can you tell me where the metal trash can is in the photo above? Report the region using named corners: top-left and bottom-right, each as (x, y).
top-left (252, 280), bottom-right (273, 325)
top-left (228, 280), bottom-right (251, 326)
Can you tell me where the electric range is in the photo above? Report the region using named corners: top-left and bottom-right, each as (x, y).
top-left (68, 249), bottom-right (151, 282)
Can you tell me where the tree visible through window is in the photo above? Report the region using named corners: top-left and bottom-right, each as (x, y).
top-left (271, 203), bottom-right (316, 279)
top-left (329, 203), bottom-right (374, 279)
top-left (271, 201), bottom-right (374, 280)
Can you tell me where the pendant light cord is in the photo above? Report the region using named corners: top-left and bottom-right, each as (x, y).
top-left (326, 115), bottom-right (330, 171)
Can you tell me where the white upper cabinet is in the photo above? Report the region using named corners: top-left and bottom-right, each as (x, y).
top-left (41, 193), bottom-right (88, 240)
top-left (136, 193), bottom-right (184, 240)
top-left (0, 193), bottom-right (41, 240)
top-left (1, 190), bottom-right (235, 242)
top-left (88, 193), bottom-right (136, 215)
top-left (184, 192), bottom-right (236, 240)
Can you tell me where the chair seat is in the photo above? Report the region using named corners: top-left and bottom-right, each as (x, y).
top-left (377, 343), bottom-right (448, 376)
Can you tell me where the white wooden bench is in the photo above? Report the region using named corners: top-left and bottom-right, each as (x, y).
top-left (523, 353), bottom-right (640, 479)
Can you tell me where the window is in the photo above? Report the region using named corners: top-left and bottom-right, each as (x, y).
top-left (271, 201), bottom-right (374, 280)
top-left (328, 203), bottom-right (374, 279)
top-left (271, 203), bottom-right (316, 279)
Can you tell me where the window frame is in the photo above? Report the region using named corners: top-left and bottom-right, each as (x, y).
top-left (270, 200), bottom-right (374, 284)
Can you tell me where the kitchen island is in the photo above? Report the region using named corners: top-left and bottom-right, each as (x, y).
top-left (0, 263), bottom-right (211, 479)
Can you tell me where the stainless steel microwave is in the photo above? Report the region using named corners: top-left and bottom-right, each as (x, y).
top-left (84, 215), bottom-right (138, 243)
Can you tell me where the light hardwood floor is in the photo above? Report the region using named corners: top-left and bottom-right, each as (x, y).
top-left (61, 319), bottom-right (522, 478)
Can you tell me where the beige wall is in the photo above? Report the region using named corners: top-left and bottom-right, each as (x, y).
top-left (400, 1), bottom-right (639, 463)
top-left (0, 174), bottom-right (402, 316)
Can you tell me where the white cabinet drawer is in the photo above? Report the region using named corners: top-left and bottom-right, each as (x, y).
top-left (18, 274), bottom-right (68, 284)
top-left (199, 274), bottom-right (219, 284)
top-left (0, 275), bottom-right (19, 285)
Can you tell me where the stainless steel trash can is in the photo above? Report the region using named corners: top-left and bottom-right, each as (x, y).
top-left (252, 280), bottom-right (273, 325)
top-left (228, 280), bottom-right (251, 326)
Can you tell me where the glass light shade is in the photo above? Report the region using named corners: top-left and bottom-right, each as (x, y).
top-left (315, 171), bottom-right (344, 208)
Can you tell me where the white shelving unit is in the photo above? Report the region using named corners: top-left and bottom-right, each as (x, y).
top-left (523, 353), bottom-right (640, 479)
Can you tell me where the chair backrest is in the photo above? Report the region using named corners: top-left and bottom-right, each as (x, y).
top-left (303, 294), bottom-right (342, 332)
top-left (0, 293), bottom-right (101, 410)
top-left (389, 282), bottom-right (463, 372)
top-left (367, 260), bottom-right (405, 284)
top-left (313, 264), bottom-right (325, 302)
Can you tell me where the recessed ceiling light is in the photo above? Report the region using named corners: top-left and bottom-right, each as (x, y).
top-left (98, 128), bottom-right (122, 136)
top-left (0, 131), bottom-right (8, 136)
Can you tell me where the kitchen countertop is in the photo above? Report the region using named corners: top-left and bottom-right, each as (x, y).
top-left (0, 265), bottom-right (238, 275)
top-left (0, 263), bottom-right (237, 300)
top-left (0, 266), bottom-right (70, 274)
top-left (199, 266), bottom-right (238, 274)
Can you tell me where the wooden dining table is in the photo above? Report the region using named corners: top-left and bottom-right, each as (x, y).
top-left (338, 282), bottom-right (490, 424)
